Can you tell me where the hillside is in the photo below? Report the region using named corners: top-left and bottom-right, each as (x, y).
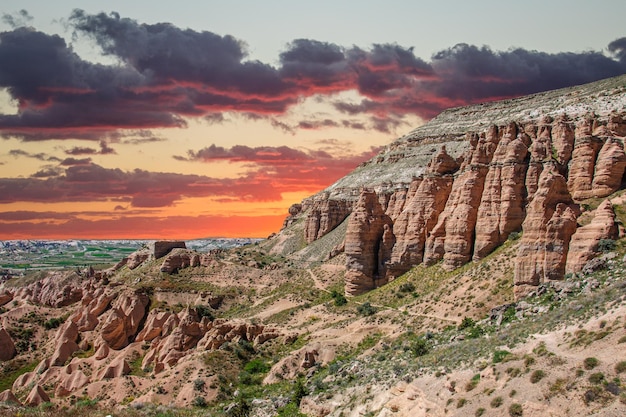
top-left (1, 75), bottom-right (626, 416)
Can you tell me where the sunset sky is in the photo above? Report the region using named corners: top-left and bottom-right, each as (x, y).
top-left (1, 1), bottom-right (625, 239)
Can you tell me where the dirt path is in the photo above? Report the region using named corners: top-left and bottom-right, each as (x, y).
top-left (306, 268), bottom-right (458, 324)
top-left (307, 269), bottom-right (330, 292)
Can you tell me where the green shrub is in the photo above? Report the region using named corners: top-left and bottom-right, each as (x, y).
top-left (458, 317), bottom-right (476, 330)
top-left (43, 317), bottom-right (64, 330)
top-left (508, 403), bottom-right (523, 416)
top-left (194, 305), bottom-right (214, 320)
top-left (530, 370), bottom-right (545, 383)
top-left (493, 350), bottom-right (511, 364)
top-left (193, 378), bottom-right (205, 391)
top-left (293, 378), bottom-right (308, 406)
top-left (456, 398), bottom-right (467, 408)
top-left (615, 361), bottom-right (626, 373)
top-left (410, 337), bottom-right (430, 357)
top-left (588, 372), bottom-right (605, 384)
top-left (475, 408), bottom-right (486, 417)
top-left (490, 396), bottom-right (503, 408)
top-left (244, 358), bottom-right (270, 374)
top-left (331, 290), bottom-right (347, 306)
top-left (226, 396), bottom-right (250, 417)
top-left (277, 402), bottom-right (307, 417)
top-left (467, 325), bottom-right (485, 339)
top-left (398, 282), bottom-right (416, 293)
top-left (597, 239), bottom-right (616, 252)
top-left (583, 357), bottom-right (599, 370)
top-left (465, 374), bottom-right (480, 391)
top-left (357, 302), bottom-right (377, 316)
top-left (192, 396), bottom-right (207, 408)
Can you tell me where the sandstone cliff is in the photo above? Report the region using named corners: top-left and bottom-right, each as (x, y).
top-left (280, 75), bottom-right (626, 296)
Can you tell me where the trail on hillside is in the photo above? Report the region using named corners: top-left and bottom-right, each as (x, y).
top-left (306, 268), bottom-right (459, 324)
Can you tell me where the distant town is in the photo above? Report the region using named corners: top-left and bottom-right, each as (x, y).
top-left (0, 238), bottom-right (260, 278)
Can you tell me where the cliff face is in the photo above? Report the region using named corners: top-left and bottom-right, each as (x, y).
top-left (283, 75), bottom-right (626, 296)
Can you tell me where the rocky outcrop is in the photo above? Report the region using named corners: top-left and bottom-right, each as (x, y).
top-left (0, 389), bottom-right (21, 405)
top-left (126, 248), bottom-right (150, 269)
top-left (160, 248), bottom-right (201, 273)
top-left (24, 385), bottom-right (50, 407)
top-left (101, 291), bottom-right (149, 350)
top-left (514, 167), bottom-right (579, 298)
top-left (387, 148), bottom-right (456, 277)
top-left (71, 290), bottom-right (115, 332)
top-left (0, 291), bottom-right (12, 307)
top-left (304, 196), bottom-right (352, 243)
top-left (282, 203), bottom-right (302, 229)
top-left (344, 190), bottom-right (395, 295)
top-left (136, 310), bottom-right (172, 342)
top-left (473, 123), bottom-right (529, 260)
top-left (298, 102), bottom-right (626, 297)
top-left (49, 321), bottom-right (79, 367)
top-left (99, 356), bottom-right (131, 379)
top-left (15, 273), bottom-right (88, 307)
top-left (55, 368), bottom-right (90, 397)
top-left (566, 200), bottom-right (619, 273)
top-left (592, 138), bottom-right (626, 197)
top-left (0, 328), bottom-right (16, 361)
top-left (424, 130), bottom-right (494, 270)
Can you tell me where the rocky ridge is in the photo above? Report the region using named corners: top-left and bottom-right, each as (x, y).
top-left (280, 75), bottom-right (626, 296)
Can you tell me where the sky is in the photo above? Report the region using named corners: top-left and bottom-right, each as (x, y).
top-left (0, 1), bottom-right (625, 240)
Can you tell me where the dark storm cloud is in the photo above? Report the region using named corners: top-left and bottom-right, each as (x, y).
top-left (0, 9), bottom-right (624, 141)
top-left (609, 37), bottom-right (626, 63)
top-left (426, 43), bottom-right (625, 102)
top-left (0, 161), bottom-right (284, 207)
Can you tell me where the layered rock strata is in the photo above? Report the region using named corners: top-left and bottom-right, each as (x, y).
top-left (284, 77), bottom-right (626, 296)
top-left (565, 200), bottom-right (619, 274)
top-left (344, 190), bottom-right (394, 295)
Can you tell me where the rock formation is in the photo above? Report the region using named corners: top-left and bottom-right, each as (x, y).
top-left (0, 389), bottom-right (21, 405)
top-left (304, 196), bottom-right (352, 243)
top-left (24, 385), bottom-right (50, 407)
top-left (0, 328), bottom-right (16, 361)
top-left (101, 291), bottom-right (149, 349)
top-left (0, 291), bottom-right (12, 307)
top-left (565, 200), bottom-right (619, 273)
top-left (344, 190), bottom-right (395, 295)
top-left (280, 76), bottom-right (626, 297)
top-left (387, 148), bottom-right (456, 277)
top-left (160, 248), bottom-right (201, 273)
